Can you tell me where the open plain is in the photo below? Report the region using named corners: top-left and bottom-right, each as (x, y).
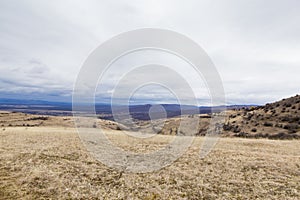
top-left (1, 124), bottom-right (299, 199)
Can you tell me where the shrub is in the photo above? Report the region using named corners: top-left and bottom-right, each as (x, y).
top-left (253, 133), bottom-right (265, 138)
top-left (229, 114), bottom-right (236, 118)
top-left (233, 126), bottom-right (241, 133)
top-left (223, 123), bottom-right (233, 131)
top-left (235, 132), bottom-right (248, 138)
top-left (251, 128), bottom-right (257, 132)
top-left (281, 116), bottom-right (300, 123)
top-left (264, 122), bottom-right (273, 127)
top-left (283, 124), bottom-right (299, 132)
top-left (285, 103), bottom-right (292, 107)
top-left (268, 132), bottom-right (300, 140)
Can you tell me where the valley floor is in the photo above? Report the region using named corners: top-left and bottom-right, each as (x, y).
top-left (0, 127), bottom-right (299, 199)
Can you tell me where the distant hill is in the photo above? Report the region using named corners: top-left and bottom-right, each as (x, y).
top-left (0, 98), bottom-right (255, 120)
top-left (223, 94), bottom-right (300, 139)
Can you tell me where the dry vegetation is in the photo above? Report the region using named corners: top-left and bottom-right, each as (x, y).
top-left (0, 95), bottom-right (300, 199)
top-left (4, 95), bottom-right (299, 139)
top-left (1, 126), bottom-right (299, 199)
top-left (223, 94), bottom-right (300, 139)
top-left (150, 95), bottom-right (300, 139)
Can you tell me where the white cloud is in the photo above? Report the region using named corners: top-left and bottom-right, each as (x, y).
top-left (0, 0), bottom-right (299, 104)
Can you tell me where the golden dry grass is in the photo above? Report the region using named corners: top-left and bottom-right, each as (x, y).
top-left (0, 126), bottom-right (299, 199)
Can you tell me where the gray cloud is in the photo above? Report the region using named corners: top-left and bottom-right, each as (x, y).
top-left (0, 0), bottom-right (299, 105)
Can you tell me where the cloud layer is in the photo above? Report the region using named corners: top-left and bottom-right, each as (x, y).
top-left (0, 0), bottom-right (299, 104)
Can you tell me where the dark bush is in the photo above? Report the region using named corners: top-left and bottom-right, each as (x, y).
top-left (201, 115), bottom-right (212, 119)
top-left (234, 132), bottom-right (248, 138)
top-left (268, 132), bottom-right (300, 140)
top-left (253, 133), bottom-right (265, 138)
top-left (264, 122), bottom-right (273, 127)
top-left (223, 123), bottom-right (233, 131)
top-left (251, 128), bottom-right (257, 132)
top-left (224, 123), bottom-right (241, 133)
top-left (285, 103), bottom-right (292, 107)
top-left (233, 125), bottom-right (241, 133)
top-left (281, 116), bottom-right (300, 123)
top-left (290, 116), bottom-right (300, 123)
top-left (283, 123), bottom-right (299, 132)
top-left (280, 116), bottom-right (289, 122)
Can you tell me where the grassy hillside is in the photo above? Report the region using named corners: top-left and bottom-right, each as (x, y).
top-left (0, 127), bottom-right (299, 199)
top-left (224, 94), bottom-right (300, 139)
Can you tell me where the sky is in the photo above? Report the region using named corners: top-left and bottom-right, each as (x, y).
top-left (0, 0), bottom-right (299, 105)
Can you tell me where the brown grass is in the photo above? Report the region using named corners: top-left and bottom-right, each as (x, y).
top-left (0, 127), bottom-right (299, 199)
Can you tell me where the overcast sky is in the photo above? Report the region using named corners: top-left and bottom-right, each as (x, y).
top-left (0, 0), bottom-right (299, 105)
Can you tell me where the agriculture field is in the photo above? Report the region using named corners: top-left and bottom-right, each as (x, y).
top-left (1, 127), bottom-right (299, 199)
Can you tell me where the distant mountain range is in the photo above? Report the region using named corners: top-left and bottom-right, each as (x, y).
top-left (0, 98), bottom-right (257, 120)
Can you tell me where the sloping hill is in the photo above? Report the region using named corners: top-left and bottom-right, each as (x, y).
top-left (223, 94), bottom-right (300, 139)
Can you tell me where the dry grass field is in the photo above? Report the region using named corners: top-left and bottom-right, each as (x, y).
top-left (1, 126), bottom-right (299, 199)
